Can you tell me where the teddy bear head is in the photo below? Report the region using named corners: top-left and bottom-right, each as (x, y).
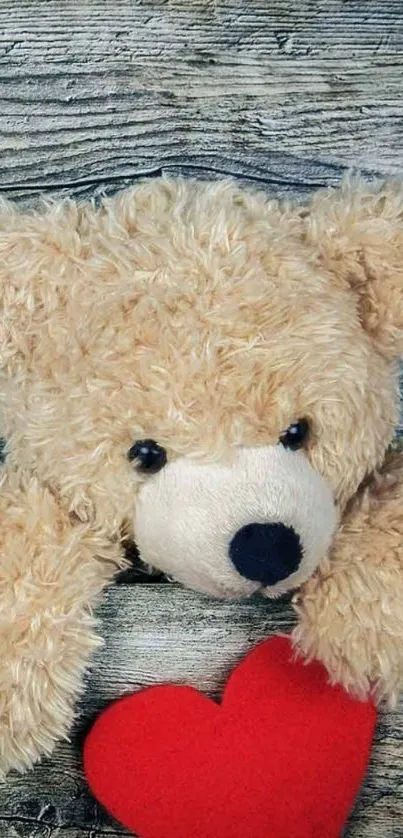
top-left (2, 179), bottom-right (402, 600)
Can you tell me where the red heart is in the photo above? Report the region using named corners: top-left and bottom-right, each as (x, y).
top-left (84, 637), bottom-right (376, 838)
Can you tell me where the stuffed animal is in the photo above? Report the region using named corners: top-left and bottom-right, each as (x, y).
top-left (0, 177), bottom-right (402, 776)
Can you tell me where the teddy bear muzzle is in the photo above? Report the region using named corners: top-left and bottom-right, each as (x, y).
top-left (133, 444), bottom-right (338, 599)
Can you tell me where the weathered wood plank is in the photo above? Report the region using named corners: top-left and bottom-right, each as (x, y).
top-left (0, 585), bottom-right (402, 838)
top-left (0, 0), bottom-right (402, 207)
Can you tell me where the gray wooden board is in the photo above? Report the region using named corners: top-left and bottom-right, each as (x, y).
top-left (0, 585), bottom-right (402, 838)
top-left (1, 0), bottom-right (403, 835)
top-left (0, 0), bottom-right (403, 208)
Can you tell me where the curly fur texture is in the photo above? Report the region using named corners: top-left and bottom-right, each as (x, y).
top-left (293, 447), bottom-right (403, 706)
top-left (0, 177), bottom-right (402, 775)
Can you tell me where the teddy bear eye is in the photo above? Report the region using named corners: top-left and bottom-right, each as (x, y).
top-left (279, 419), bottom-right (310, 451)
top-left (127, 439), bottom-right (167, 473)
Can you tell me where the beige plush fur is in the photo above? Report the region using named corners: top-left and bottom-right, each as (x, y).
top-left (0, 177), bottom-right (402, 776)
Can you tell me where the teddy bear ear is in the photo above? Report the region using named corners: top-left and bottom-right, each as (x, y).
top-left (301, 179), bottom-right (403, 360)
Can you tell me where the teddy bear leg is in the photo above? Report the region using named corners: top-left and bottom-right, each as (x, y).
top-left (292, 451), bottom-right (403, 704)
top-left (0, 470), bottom-right (123, 776)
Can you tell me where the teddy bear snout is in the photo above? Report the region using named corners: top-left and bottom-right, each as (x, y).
top-left (229, 522), bottom-right (302, 586)
top-left (133, 445), bottom-right (338, 599)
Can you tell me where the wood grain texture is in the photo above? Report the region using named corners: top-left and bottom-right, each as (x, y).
top-left (0, 0), bottom-right (403, 207)
top-left (0, 585), bottom-right (402, 838)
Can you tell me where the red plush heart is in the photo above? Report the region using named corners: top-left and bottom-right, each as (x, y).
top-left (84, 636), bottom-right (376, 838)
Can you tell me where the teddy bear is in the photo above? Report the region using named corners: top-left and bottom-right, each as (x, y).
top-left (0, 175), bottom-right (402, 777)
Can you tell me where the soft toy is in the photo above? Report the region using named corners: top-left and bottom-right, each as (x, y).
top-left (83, 636), bottom-right (377, 838)
top-left (0, 176), bottom-right (402, 777)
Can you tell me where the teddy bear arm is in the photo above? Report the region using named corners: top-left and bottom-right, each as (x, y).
top-left (292, 450), bottom-right (403, 704)
top-left (0, 469), bottom-right (122, 775)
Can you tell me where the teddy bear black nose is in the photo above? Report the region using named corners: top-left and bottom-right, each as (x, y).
top-left (229, 522), bottom-right (302, 587)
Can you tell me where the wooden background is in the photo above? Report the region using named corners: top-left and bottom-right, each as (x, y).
top-left (1, 1), bottom-right (403, 836)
